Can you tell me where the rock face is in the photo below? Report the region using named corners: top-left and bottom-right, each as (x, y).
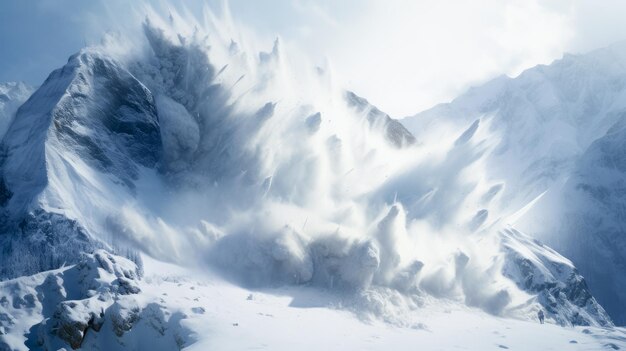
top-left (49, 299), bottom-right (107, 349)
top-left (345, 91), bottom-right (416, 148)
top-left (403, 42), bottom-right (626, 214)
top-left (1, 51), bottom-right (160, 213)
top-left (501, 228), bottom-right (613, 327)
top-left (0, 251), bottom-right (141, 350)
top-left (557, 118), bottom-right (626, 325)
top-left (0, 210), bottom-right (98, 279)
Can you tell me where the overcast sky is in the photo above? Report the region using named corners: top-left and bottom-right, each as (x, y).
top-left (1, 0), bottom-right (626, 116)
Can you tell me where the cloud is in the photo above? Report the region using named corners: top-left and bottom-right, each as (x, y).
top-left (223, 0), bottom-right (626, 116)
top-left (301, 0), bottom-right (574, 116)
top-left (1, 0), bottom-right (626, 116)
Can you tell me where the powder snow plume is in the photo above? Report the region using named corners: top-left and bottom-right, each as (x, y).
top-left (0, 3), bottom-right (612, 333)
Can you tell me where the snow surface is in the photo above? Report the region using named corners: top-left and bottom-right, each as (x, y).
top-left (1, 253), bottom-right (624, 351)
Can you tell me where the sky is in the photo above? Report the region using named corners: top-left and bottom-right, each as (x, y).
top-left (1, 0), bottom-right (626, 116)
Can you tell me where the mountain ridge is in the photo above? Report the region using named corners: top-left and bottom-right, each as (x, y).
top-left (403, 40), bottom-right (626, 324)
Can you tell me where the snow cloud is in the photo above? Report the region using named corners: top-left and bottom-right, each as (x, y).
top-left (57, 11), bottom-right (517, 321)
top-left (3, 1), bottom-right (626, 116)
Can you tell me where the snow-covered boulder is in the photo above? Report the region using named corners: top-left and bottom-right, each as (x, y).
top-left (0, 251), bottom-right (147, 350)
top-left (45, 299), bottom-right (107, 349)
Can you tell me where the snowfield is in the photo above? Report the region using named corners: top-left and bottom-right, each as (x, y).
top-left (1, 253), bottom-right (624, 351)
top-left (144, 257), bottom-right (626, 351)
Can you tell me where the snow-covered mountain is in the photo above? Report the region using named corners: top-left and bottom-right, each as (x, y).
top-left (0, 12), bottom-right (622, 351)
top-left (519, 116), bottom-right (626, 325)
top-left (0, 50), bottom-right (161, 279)
top-left (0, 82), bottom-right (33, 140)
top-left (404, 42), bottom-right (626, 215)
top-left (404, 41), bottom-right (626, 326)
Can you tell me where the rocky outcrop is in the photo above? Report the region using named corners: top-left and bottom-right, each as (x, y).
top-left (0, 251), bottom-right (147, 350)
top-left (501, 228), bottom-right (613, 327)
top-left (345, 91), bottom-right (416, 148)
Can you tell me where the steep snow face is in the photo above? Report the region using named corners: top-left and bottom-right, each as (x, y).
top-left (519, 116), bottom-right (626, 324)
top-left (403, 43), bottom-right (626, 324)
top-left (0, 12), bottom-right (611, 330)
top-left (0, 50), bottom-right (161, 213)
top-left (344, 91), bottom-right (416, 148)
top-left (500, 228), bottom-right (612, 327)
top-left (0, 51), bottom-right (161, 278)
top-left (0, 82), bottom-right (33, 140)
top-left (404, 43), bottom-right (626, 215)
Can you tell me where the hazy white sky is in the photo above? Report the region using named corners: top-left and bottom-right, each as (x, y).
top-left (1, 0), bottom-right (626, 116)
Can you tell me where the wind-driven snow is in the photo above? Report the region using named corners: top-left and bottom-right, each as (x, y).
top-left (404, 41), bottom-right (626, 325)
top-left (0, 6), bottom-right (623, 350)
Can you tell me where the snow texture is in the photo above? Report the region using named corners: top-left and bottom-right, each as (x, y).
top-left (0, 7), bottom-right (622, 350)
top-left (1, 254), bottom-right (624, 351)
top-left (404, 41), bottom-right (626, 325)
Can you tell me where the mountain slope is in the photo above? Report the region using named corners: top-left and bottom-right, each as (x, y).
top-left (519, 116), bottom-right (626, 324)
top-left (404, 42), bottom-right (626, 214)
top-left (0, 51), bottom-right (161, 278)
top-left (0, 82), bottom-right (33, 140)
top-left (403, 41), bottom-right (626, 325)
